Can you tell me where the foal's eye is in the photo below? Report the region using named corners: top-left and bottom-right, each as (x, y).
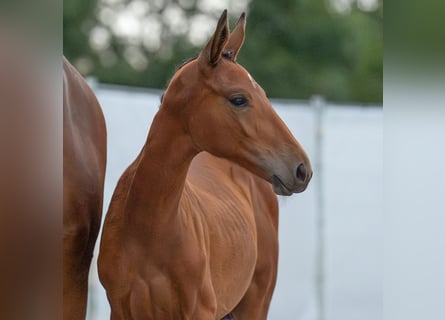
top-left (229, 95), bottom-right (248, 108)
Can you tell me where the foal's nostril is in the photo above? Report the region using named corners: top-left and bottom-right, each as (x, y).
top-left (296, 163), bottom-right (307, 182)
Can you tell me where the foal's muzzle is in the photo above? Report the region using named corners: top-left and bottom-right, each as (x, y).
top-left (270, 162), bottom-right (312, 196)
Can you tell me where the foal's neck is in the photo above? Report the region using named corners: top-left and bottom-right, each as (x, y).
top-left (125, 108), bottom-right (197, 228)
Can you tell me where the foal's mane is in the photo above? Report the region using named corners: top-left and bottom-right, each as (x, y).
top-left (160, 57), bottom-right (197, 104)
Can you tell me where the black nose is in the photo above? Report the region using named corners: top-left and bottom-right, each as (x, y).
top-left (296, 163), bottom-right (308, 182)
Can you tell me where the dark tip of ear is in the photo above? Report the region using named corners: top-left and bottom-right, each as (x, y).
top-left (217, 9), bottom-right (228, 29)
top-left (240, 12), bottom-right (246, 19)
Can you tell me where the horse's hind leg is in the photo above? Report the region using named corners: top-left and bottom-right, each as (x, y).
top-left (63, 230), bottom-right (97, 320)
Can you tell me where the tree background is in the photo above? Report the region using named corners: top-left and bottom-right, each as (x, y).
top-left (63, 0), bottom-right (382, 103)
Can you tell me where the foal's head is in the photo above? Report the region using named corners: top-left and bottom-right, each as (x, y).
top-left (161, 10), bottom-right (312, 195)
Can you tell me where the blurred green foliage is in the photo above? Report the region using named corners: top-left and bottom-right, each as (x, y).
top-left (63, 0), bottom-right (382, 103)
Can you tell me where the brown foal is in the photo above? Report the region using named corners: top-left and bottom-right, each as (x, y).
top-left (63, 58), bottom-right (107, 320)
top-left (98, 10), bottom-right (311, 320)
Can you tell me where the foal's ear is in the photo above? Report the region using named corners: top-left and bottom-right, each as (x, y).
top-left (222, 12), bottom-right (246, 62)
top-left (198, 10), bottom-right (230, 68)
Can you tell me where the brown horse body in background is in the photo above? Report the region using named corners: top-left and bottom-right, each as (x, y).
top-left (99, 11), bottom-right (311, 320)
top-left (63, 58), bottom-right (106, 320)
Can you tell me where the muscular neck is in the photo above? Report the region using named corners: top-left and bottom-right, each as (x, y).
top-left (125, 107), bottom-right (198, 228)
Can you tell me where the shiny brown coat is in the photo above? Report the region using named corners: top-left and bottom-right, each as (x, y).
top-left (63, 58), bottom-right (106, 320)
top-left (98, 11), bottom-right (311, 320)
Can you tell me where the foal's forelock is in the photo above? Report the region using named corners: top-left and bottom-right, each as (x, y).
top-left (161, 54), bottom-right (243, 104)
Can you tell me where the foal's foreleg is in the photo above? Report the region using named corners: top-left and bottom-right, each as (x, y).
top-left (230, 239), bottom-right (278, 319)
top-left (229, 275), bottom-right (276, 320)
